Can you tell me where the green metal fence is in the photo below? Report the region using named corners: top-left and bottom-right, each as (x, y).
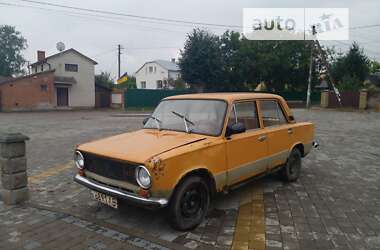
top-left (124, 89), bottom-right (194, 110)
top-left (124, 89), bottom-right (320, 110)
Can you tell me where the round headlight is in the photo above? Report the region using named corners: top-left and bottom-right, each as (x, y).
top-left (74, 151), bottom-right (85, 169)
top-left (135, 166), bottom-right (151, 189)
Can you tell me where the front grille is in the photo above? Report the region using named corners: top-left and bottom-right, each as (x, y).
top-left (83, 152), bottom-right (138, 185)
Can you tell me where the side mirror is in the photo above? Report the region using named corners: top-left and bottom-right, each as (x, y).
top-left (142, 117), bottom-right (149, 125)
top-left (226, 122), bottom-right (246, 137)
top-left (289, 115), bottom-right (295, 121)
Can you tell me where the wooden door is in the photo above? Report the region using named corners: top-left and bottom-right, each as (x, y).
top-left (57, 87), bottom-right (68, 107)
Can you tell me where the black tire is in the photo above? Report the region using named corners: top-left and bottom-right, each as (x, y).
top-left (168, 176), bottom-right (210, 231)
top-left (280, 148), bottom-right (302, 182)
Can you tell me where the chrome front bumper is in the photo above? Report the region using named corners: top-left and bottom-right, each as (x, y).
top-left (74, 174), bottom-right (168, 208)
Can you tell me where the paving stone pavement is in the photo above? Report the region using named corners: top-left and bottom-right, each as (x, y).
top-left (0, 202), bottom-right (172, 250)
top-left (0, 109), bottom-right (380, 249)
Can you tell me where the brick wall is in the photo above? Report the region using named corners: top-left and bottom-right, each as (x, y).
top-left (0, 71), bottom-right (55, 111)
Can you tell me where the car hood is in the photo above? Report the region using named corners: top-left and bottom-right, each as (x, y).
top-left (77, 129), bottom-right (208, 163)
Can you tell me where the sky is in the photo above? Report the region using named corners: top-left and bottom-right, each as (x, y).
top-left (1, 0), bottom-right (380, 80)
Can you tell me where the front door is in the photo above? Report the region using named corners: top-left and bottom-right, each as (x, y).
top-left (259, 99), bottom-right (292, 169)
top-left (225, 101), bottom-right (268, 185)
top-left (57, 87), bottom-right (68, 107)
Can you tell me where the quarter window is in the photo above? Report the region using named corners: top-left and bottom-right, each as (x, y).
top-left (65, 64), bottom-right (78, 72)
top-left (260, 100), bottom-right (287, 127)
top-left (228, 101), bottom-right (259, 130)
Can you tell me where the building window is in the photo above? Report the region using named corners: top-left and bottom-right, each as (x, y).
top-left (40, 84), bottom-right (48, 92)
top-left (65, 64), bottom-right (78, 72)
top-left (260, 100), bottom-right (288, 127)
top-left (141, 81), bottom-right (146, 89)
top-left (41, 64), bottom-right (44, 72)
top-left (154, 66), bottom-right (156, 73)
top-left (149, 66), bottom-right (153, 73)
top-left (156, 80), bottom-right (163, 89)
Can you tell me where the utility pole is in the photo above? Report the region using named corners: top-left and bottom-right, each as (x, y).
top-left (118, 44), bottom-right (123, 79)
top-left (307, 26), bottom-right (342, 106)
top-left (27, 61), bottom-right (31, 75)
top-left (306, 26), bottom-right (316, 109)
top-left (314, 37), bottom-right (342, 105)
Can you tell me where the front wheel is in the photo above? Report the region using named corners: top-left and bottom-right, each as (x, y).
top-left (168, 176), bottom-right (210, 231)
top-left (280, 148), bottom-right (302, 182)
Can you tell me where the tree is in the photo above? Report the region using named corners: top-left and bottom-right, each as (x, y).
top-left (0, 25), bottom-right (27, 76)
top-left (95, 71), bottom-right (114, 88)
top-left (331, 42), bottom-right (370, 88)
top-left (219, 31), bottom-right (246, 90)
top-left (179, 29), bottom-right (223, 91)
top-left (369, 60), bottom-right (380, 74)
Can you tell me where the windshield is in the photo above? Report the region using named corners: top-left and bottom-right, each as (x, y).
top-left (144, 99), bottom-right (227, 136)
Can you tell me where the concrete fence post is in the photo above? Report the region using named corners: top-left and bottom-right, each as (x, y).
top-left (359, 89), bottom-right (368, 110)
top-left (320, 90), bottom-right (329, 108)
top-left (0, 133), bottom-right (29, 205)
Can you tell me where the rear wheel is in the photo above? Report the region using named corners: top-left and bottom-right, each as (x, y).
top-left (280, 148), bottom-right (302, 182)
top-left (168, 176), bottom-right (210, 231)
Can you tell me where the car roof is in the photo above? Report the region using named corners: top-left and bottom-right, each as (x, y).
top-left (164, 92), bottom-right (282, 102)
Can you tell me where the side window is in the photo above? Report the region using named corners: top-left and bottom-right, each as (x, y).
top-left (260, 100), bottom-right (287, 127)
top-left (228, 101), bottom-right (259, 130)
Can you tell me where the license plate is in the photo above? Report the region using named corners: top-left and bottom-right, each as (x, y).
top-left (91, 191), bottom-right (118, 209)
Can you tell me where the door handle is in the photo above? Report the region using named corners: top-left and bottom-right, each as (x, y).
top-left (287, 128), bottom-right (293, 134)
top-left (258, 135), bottom-right (267, 142)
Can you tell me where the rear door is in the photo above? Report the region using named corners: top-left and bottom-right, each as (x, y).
top-left (259, 99), bottom-right (293, 170)
top-left (225, 100), bottom-right (268, 185)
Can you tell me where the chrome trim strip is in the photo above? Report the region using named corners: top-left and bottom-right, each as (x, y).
top-left (74, 174), bottom-right (168, 207)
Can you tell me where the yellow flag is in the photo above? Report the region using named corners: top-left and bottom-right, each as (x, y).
top-left (117, 75), bottom-right (128, 84)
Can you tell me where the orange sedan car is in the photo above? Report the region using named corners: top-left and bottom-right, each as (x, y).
top-left (74, 93), bottom-right (316, 230)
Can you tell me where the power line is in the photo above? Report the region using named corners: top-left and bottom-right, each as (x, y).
top-left (18, 0), bottom-right (241, 29)
top-left (91, 48), bottom-right (117, 58)
top-left (5, 0), bottom-right (380, 34)
top-left (325, 40), bottom-right (380, 58)
top-left (0, 1), bottom-right (191, 34)
top-left (127, 46), bottom-right (181, 50)
top-left (16, 1), bottom-right (380, 31)
top-left (350, 24), bottom-right (380, 30)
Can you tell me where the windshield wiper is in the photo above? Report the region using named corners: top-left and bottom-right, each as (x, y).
top-left (171, 111), bottom-right (194, 133)
top-left (149, 115), bottom-right (162, 130)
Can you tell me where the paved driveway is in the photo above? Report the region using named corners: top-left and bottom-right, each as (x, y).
top-left (0, 109), bottom-right (379, 249)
